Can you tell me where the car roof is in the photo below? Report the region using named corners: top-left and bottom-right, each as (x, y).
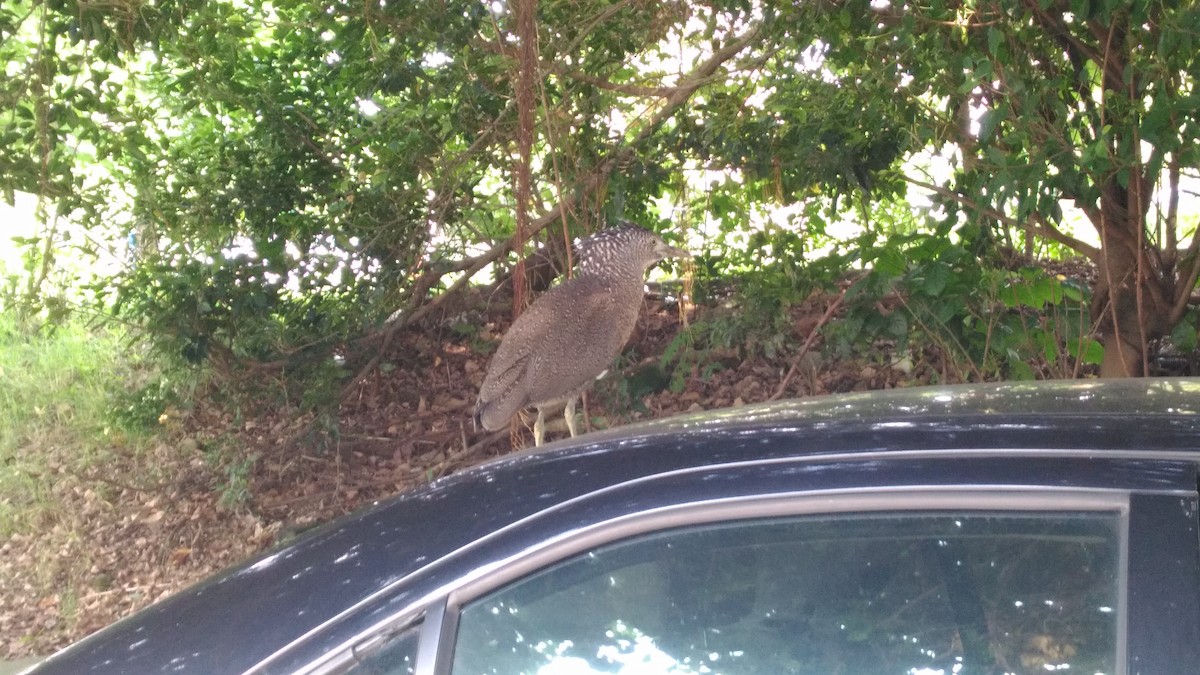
top-left (596, 376), bottom-right (1200, 436)
top-left (33, 379), bottom-right (1200, 674)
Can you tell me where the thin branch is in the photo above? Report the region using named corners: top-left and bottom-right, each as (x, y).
top-left (771, 277), bottom-right (859, 401)
top-left (535, 27), bottom-right (577, 275)
top-left (511, 0), bottom-right (538, 319)
top-left (429, 98), bottom-right (517, 242)
top-left (631, 27), bottom-right (764, 143)
top-left (895, 290), bottom-right (979, 382)
top-left (1166, 150), bottom-right (1180, 262)
top-left (544, 64), bottom-right (693, 98)
top-left (904, 176), bottom-right (1101, 260)
top-left (1022, 0), bottom-right (1119, 89)
top-left (1169, 255), bottom-right (1200, 325)
top-left (562, 0), bottom-right (642, 55)
top-left (1184, 210), bottom-right (1200, 266)
top-left (1129, 38), bottom-right (1150, 378)
top-left (482, 45), bottom-right (755, 100)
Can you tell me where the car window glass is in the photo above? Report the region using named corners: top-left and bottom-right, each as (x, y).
top-left (451, 511), bottom-right (1120, 674)
top-left (342, 621), bottom-right (420, 675)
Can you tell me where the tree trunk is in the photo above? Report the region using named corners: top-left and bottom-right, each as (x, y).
top-left (1092, 236), bottom-right (1144, 377)
top-left (1090, 201), bottom-right (1172, 378)
top-left (1098, 333), bottom-right (1144, 377)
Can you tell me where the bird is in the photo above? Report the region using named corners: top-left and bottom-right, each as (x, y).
top-left (474, 223), bottom-right (690, 446)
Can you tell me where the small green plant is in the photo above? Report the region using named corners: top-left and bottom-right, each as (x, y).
top-left (108, 377), bottom-right (184, 432)
top-left (658, 253), bottom-right (822, 388)
top-left (658, 320), bottom-right (733, 394)
top-left (220, 452), bottom-right (258, 509)
top-left (985, 268), bottom-right (1101, 379)
top-left (1169, 309), bottom-right (1199, 353)
top-left (829, 233), bottom-right (1101, 381)
top-left (202, 437), bottom-right (259, 509)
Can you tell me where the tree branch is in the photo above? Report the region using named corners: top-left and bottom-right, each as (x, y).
top-left (1169, 248), bottom-right (1200, 326)
top-left (487, 31), bottom-right (763, 101)
top-left (562, 0), bottom-right (642, 56)
top-left (1171, 223), bottom-right (1200, 324)
top-left (770, 277), bottom-right (859, 401)
top-left (904, 176), bottom-right (1101, 260)
top-left (543, 63), bottom-right (697, 98)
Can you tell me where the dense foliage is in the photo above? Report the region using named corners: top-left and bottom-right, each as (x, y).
top-left (2, 0), bottom-right (1198, 394)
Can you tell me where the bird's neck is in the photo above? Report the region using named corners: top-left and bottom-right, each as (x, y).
top-left (578, 261), bottom-right (648, 280)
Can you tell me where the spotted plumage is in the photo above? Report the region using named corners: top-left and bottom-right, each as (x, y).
top-left (474, 223), bottom-right (690, 445)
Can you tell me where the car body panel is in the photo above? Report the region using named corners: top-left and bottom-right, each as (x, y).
top-left (27, 379), bottom-right (1200, 674)
top-left (1126, 493), bottom-right (1200, 671)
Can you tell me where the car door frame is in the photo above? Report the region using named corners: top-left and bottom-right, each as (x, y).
top-left (278, 453), bottom-right (1200, 675)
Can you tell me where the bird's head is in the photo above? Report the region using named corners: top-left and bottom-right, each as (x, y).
top-left (576, 223), bottom-right (690, 278)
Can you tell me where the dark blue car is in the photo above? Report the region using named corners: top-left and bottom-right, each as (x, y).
top-left (27, 379), bottom-right (1200, 674)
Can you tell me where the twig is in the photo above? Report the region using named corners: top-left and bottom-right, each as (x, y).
top-left (562, 0), bottom-right (640, 55)
top-left (904, 176), bottom-right (1101, 260)
top-left (770, 278), bottom-right (858, 401)
top-left (63, 466), bottom-right (174, 495)
top-left (80, 583), bottom-right (161, 600)
top-left (894, 290), bottom-right (980, 382)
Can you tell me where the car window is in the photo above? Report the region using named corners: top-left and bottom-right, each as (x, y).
top-left (451, 511), bottom-right (1120, 675)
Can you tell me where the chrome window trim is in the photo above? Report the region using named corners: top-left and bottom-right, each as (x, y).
top-left (430, 598), bottom-right (461, 675)
top-left (293, 487), bottom-right (1133, 675)
top-left (294, 608), bottom-right (425, 675)
top-left (571, 444), bottom-right (1200, 471)
top-left (429, 487), bottom-right (1131, 675)
top-left (413, 601), bottom-right (446, 674)
top-left (444, 487), bottom-right (1129, 609)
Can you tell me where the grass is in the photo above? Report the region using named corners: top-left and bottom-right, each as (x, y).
top-left (0, 312), bottom-right (160, 537)
top-left (0, 311), bottom-right (242, 656)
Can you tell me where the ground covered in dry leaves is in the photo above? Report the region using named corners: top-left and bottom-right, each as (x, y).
top-left (0, 285), bottom-right (1095, 659)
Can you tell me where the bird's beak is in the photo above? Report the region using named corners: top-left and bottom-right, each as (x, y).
top-left (654, 241), bottom-right (691, 260)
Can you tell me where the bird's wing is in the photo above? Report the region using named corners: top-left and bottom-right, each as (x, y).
top-left (477, 280), bottom-right (637, 428)
top-left (519, 282), bottom-right (639, 406)
top-left (475, 285), bottom-right (572, 429)
top-left (475, 335), bottom-right (536, 431)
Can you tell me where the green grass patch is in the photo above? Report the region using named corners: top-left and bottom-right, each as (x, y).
top-left (0, 314), bottom-right (162, 536)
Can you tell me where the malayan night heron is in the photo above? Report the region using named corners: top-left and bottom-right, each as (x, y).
top-left (474, 223), bottom-right (690, 445)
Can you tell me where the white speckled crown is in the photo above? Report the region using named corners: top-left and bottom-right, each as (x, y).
top-left (575, 223), bottom-right (661, 277)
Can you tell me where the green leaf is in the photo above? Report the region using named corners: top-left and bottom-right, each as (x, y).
top-left (1008, 359), bottom-right (1035, 381)
top-left (1171, 316), bottom-right (1199, 352)
top-left (986, 27), bottom-right (1002, 57)
top-left (875, 247), bottom-right (906, 278)
top-left (1060, 281), bottom-right (1085, 303)
top-left (921, 263), bottom-right (952, 296)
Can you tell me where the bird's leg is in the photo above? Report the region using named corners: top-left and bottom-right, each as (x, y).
top-left (564, 397), bottom-right (578, 437)
top-left (533, 407), bottom-right (545, 446)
